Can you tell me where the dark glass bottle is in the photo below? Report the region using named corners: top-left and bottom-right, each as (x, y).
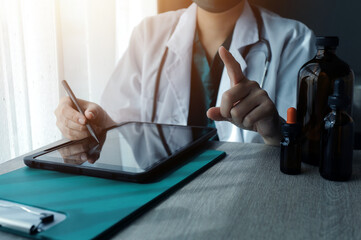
top-left (297, 36), bottom-right (354, 166)
top-left (320, 79), bottom-right (354, 181)
top-left (280, 108), bottom-right (301, 175)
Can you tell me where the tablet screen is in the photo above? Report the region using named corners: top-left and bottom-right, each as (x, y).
top-left (34, 123), bottom-right (215, 173)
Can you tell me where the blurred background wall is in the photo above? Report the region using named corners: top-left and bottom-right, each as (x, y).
top-left (0, 0), bottom-right (157, 163)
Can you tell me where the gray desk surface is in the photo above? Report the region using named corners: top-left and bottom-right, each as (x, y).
top-left (1, 141), bottom-right (361, 240)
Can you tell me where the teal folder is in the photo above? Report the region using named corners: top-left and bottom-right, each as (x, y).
top-left (0, 150), bottom-right (225, 240)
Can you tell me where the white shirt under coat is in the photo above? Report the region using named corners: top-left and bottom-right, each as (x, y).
top-left (101, 1), bottom-right (316, 143)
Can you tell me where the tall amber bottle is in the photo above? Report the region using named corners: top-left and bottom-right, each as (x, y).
top-left (297, 37), bottom-right (354, 166)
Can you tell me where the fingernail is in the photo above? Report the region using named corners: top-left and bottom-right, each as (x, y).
top-left (81, 153), bottom-right (87, 161)
top-left (88, 112), bottom-right (95, 119)
top-left (79, 118), bottom-right (85, 124)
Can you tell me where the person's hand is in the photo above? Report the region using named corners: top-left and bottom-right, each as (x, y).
top-left (55, 97), bottom-right (115, 140)
top-left (207, 46), bottom-right (282, 145)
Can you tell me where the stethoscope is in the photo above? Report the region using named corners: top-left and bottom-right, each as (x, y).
top-left (151, 5), bottom-right (271, 123)
top-left (243, 38), bottom-right (271, 89)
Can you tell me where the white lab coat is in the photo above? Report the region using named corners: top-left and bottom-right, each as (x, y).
top-left (101, 1), bottom-right (316, 143)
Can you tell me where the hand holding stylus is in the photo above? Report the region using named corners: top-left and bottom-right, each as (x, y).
top-left (61, 80), bottom-right (100, 143)
top-left (54, 80), bottom-right (116, 140)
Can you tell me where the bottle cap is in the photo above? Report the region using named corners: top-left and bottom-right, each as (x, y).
top-left (281, 107), bottom-right (301, 137)
top-left (328, 79), bottom-right (350, 109)
top-left (286, 107), bottom-right (297, 124)
top-left (316, 36), bottom-right (339, 49)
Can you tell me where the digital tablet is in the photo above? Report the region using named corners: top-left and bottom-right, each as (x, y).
top-left (24, 122), bottom-right (217, 183)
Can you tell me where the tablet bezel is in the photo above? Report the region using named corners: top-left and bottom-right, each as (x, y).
top-left (23, 122), bottom-right (217, 183)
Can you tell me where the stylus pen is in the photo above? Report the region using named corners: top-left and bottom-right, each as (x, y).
top-left (61, 80), bottom-right (100, 143)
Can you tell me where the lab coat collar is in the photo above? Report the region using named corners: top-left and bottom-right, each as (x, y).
top-left (163, 4), bottom-right (197, 125)
top-left (166, 3), bottom-right (197, 57)
top-left (229, 0), bottom-right (259, 71)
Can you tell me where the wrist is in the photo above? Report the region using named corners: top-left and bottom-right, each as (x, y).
top-left (105, 115), bottom-right (116, 129)
top-left (263, 134), bottom-right (281, 146)
top-left (97, 107), bottom-right (116, 130)
top-left (262, 116), bottom-right (284, 146)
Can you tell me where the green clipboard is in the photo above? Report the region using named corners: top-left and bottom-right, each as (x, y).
top-left (0, 150), bottom-right (225, 240)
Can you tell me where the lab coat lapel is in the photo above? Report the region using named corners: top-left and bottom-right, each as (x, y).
top-left (163, 4), bottom-right (197, 125)
top-left (229, 1), bottom-right (259, 75)
top-left (215, 1), bottom-right (260, 142)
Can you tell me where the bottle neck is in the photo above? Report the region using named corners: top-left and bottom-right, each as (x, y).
top-left (331, 108), bottom-right (340, 114)
top-left (330, 107), bottom-right (353, 125)
top-left (331, 107), bottom-right (348, 116)
top-left (316, 48), bottom-right (336, 59)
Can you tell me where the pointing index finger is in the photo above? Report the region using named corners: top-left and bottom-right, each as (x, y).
top-left (219, 46), bottom-right (247, 86)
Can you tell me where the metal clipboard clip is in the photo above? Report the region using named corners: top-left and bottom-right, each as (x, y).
top-left (0, 199), bottom-right (66, 235)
